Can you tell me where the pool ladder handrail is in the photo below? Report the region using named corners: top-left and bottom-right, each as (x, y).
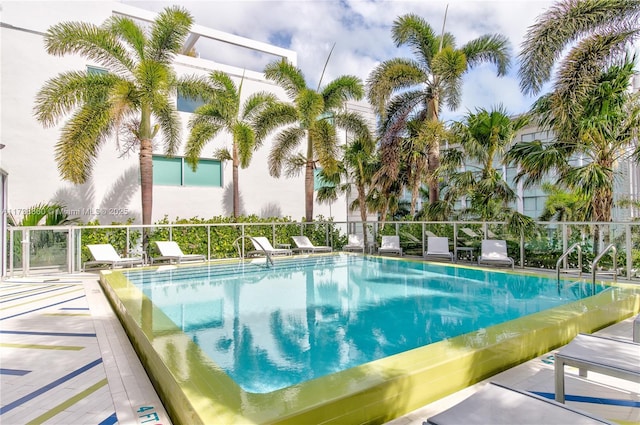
top-left (556, 243), bottom-right (582, 282)
top-left (591, 243), bottom-right (617, 284)
top-left (232, 235), bottom-right (273, 267)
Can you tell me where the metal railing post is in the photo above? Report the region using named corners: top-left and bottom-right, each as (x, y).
top-left (626, 223), bottom-right (632, 279)
top-left (21, 229), bottom-right (29, 277)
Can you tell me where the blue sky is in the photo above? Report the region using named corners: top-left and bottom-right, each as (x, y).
top-left (125, 0), bottom-right (560, 122)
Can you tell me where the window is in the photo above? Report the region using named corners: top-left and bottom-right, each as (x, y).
top-left (177, 92), bottom-right (205, 113)
top-left (314, 168), bottom-right (335, 191)
top-left (523, 197), bottom-right (537, 211)
top-left (87, 66), bottom-right (108, 75)
top-left (152, 156), bottom-right (222, 187)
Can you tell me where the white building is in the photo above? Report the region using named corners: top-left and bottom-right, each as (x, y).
top-left (1, 1), bottom-right (363, 231)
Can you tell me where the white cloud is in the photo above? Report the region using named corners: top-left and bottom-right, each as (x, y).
top-left (124, 0), bottom-right (557, 117)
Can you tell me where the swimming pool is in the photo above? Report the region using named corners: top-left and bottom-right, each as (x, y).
top-left (100, 254), bottom-right (640, 424)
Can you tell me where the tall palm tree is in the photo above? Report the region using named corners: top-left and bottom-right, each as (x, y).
top-left (33, 6), bottom-right (193, 225)
top-left (518, 0), bottom-right (640, 97)
top-left (508, 60), bottom-right (640, 228)
top-left (441, 105), bottom-right (526, 220)
top-left (180, 71), bottom-right (278, 219)
top-left (255, 59), bottom-right (369, 222)
top-left (367, 12), bottom-right (510, 204)
top-left (316, 128), bottom-right (377, 246)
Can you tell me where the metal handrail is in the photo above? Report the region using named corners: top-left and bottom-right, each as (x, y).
top-left (556, 243), bottom-right (582, 282)
top-left (591, 243), bottom-right (617, 285)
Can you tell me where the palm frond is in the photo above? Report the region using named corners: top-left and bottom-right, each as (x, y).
top-left (507, 140), bottom-right (566, 188)
top-left (234, 122), bottom-right (256, 168)
top-left (518, 0), bottom-right (640, 95)
top-left (392, 13), bottom-right (438, 63)
top-left (461, 34), bottom-right (511, 76)
top-left (146, 6), bottom-right (193, 63)
top-left (296, 89), bottom-right (325, 128)
top-left (366, 58), bottom-right (426, 115)
top-left (44, 21), bottom-right (133, 73)
top-left (333, 110), bottom-right (374, 148)
top-left (311, 119), bottom-right (339, 175)
top-left (104, 15), bottom-right (146, 61)
top-left (151, 93), bottom-right (181, 155)
top-left (283, 153), bottom-right (307, 178)
top-left (185, 121), bottom-right (222, 170)
top-left (264, 59), bottom-right (307, 99)
top-left (252, 101), bottom-right (298, 143)
top-left (268, 126), bottom-right (305, 177)
top-left (322, 75), bottom-right (364, 110)
top-left (55, 103), bottom-right (113, 183)
top-left (177, 75), bottom-right (214, 103)
top-left (213, 148), bottom-right (232, 162)
top-left (242, 91), bottom-right (277, 121)
top-left (34, 71), bottom-right (119, 127)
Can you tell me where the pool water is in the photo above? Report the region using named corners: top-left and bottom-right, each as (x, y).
top-left (124, 254), bottom-right (606, 393)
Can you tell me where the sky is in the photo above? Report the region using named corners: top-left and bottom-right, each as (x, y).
top-left (123, 0), bottom-right (560, 122)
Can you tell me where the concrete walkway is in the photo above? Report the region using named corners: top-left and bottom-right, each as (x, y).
top-left (0, 273), bottom-right (170, 425)
top-left (387, 316), bottom-right (640, 425)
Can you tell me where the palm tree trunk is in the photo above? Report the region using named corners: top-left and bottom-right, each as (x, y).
top-left (357, 185), bottom-right (368, 247)
top-left (426, 98), bottom-right (440, 204)
top-left (139, 138), bottom-right (153, 225)
top-left (305, 134), bottom-right (314, 222)
top-left (232, 142), bottom-right (240, 219)
top-left (305, 161), bottom-right (314, 222)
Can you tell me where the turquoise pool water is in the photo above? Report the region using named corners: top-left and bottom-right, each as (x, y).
top-left (123, 254), bottom-right (607, 393)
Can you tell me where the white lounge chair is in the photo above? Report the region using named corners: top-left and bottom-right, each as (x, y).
top-left (343, 234), bottom-right (365, 253)
top-left (477, 239), bottom-right (514, 269)
top-left (152, 241), bottom-right (206, 264)
top-left (291, 236), bottom-right (332, 253)
top-left (554, 333), bottom-right (640, 403)
top-left (247, 236), bottom-right (292, 257)
top-left (84, 243), bottom-right (144, 270)
top-left (426, 381), bottom-right (615, 425)
top-left (424, 237), bottom-right (454, 262)
top-left (378, 235), bottom-right (402, 256)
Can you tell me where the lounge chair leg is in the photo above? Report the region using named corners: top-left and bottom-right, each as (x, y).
top-left (554, 357), bottom-right (566, 403)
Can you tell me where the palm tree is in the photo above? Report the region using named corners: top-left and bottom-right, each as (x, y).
top-left (33, 6), bottom-right (194, 225)
top-left (316, 128), bottom-right (377, 246)
top-left (255, 58), bottom-right (369, 222)
top-left (518, 0), bottom-right (640, 97)
top-left (538, 183), bottom-right (590, 222)
top-left (180, 71), bottom-right (278, 219)
top-left (441, 106), bottom-right (526, 220)
top-left (509, 60), bottom-right (640, 225)
top-left (367, 12), bottom-right (510, 204)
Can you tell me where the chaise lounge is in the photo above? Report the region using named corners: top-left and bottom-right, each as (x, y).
top-left (477, 239), bottom-right (514, 269)
top-left (247, 236), bottom-right (292, 257)
top-left (152, 241), bottom-right (206, 264)
top-left (554, 333), bottom-right (640, 403)
top-left (343, 234), bottom-right (365, 253)
top-left (84, 243), bottom-right (144, 270)
top-left (426, 381), bottom-right (615, 425)
top-left (424, 236), bottom-right (454, 262)
top-left (377, 235), bottom-right (402, 256)
top-left (291, 236), bottom-right (332, 253)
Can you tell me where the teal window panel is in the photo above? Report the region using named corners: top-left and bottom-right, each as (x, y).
top-left (184, 159), bottom-right (222, 187)
top-left (177, 92), bottom-right (205, 113)
top-left (314, 168), bottom-right (334, 191)
top-left (153, 156), bottom-right (182, 186)
top-left (87, 66), bottom-right (108, 75)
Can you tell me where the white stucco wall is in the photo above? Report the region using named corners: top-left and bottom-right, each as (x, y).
top-left (1, 1), bottom-right (351, 224)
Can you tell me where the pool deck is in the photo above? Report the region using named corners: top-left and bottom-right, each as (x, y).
top-left (0, 272), bottom-right (638, 425)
